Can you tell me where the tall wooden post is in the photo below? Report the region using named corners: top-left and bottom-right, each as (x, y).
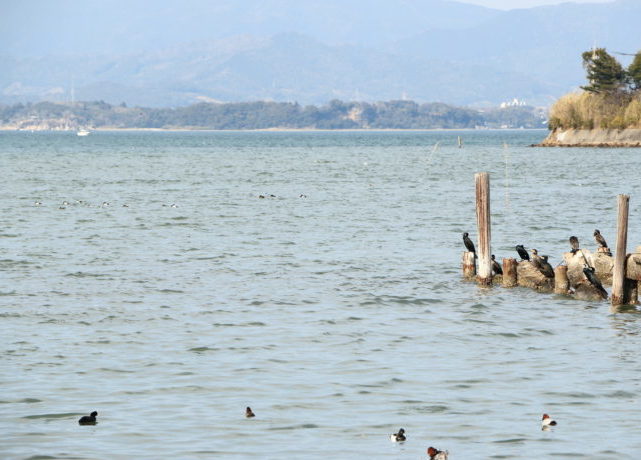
top-left (612, 194), bottom-right (630, 306)
top-left (475, 172), bottom-right (492, 285)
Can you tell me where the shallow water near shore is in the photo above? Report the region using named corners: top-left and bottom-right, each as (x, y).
top-left (2, 130), bottom-right (641, 459)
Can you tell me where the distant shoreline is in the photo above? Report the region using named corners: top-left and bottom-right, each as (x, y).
top-left (1, 126), bottom-right (548, 133)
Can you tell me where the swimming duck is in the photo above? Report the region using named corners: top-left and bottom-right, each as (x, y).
top-left (245, 407), bottom-right (255, 418)
top-left (427, 446), bottom-right (449, 459)
top-left (78, 411), bottom-right (98, 425)
top-left (541, 413), bottom-right (557, 429)
top-left (390, 428), bottom-right (406, 442)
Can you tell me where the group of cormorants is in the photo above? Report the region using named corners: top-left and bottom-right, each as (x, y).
top-left (462, 229), bottom-right (611, 297)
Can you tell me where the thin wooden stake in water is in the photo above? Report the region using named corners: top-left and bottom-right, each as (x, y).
top-left (475, 172), bottom-right (492, 285)
top-left (612, 194), bottom-right (630, 306)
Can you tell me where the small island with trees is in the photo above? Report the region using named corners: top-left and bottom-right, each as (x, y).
top-left (540, 48), bottom-right (641, 147)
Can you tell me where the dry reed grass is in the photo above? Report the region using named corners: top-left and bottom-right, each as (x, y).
top-left (549, 91), bottom-right (641, 130)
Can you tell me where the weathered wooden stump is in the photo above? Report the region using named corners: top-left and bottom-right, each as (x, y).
top-left (574, 281), bottom-right (608, 301)
top-left (625, 250), bottom-right (641, 282)
top-left (502, 258), bottom-right (518, 287)
top-left (517, 261), bottom-right (554, 292)
top-left (554, 265), bottom-right (570, 295)
top-left (593, 251), bottom-right (614, 285)
top-left (563, 249), bottom-right (612, 287)
top-left (462, 251), bottom-right (476, 280)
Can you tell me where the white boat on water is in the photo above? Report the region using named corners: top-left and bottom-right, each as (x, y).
top-left (76, 128), bottom-right (90, 136)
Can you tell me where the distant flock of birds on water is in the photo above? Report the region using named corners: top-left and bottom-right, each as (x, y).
top-left (463, 229), bottom-right (611, 297)
top-left (76, 408), bottom-right (560, 458)
top-left (32, 194), bottom-right (307, 209)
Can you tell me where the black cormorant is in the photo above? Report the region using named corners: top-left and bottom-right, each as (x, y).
top-left (583, 264), bottom-right (608, 299)
top-left (569, 236), bottom-right (580, 254)
top-left (516, 245), bottom-right (529, 261)
top-left (246, 407), bottom-right (255, 418)
top-left (594, 229), bottom-right (608, 248)
top-left (539, 254), bottom-right (555, 278)
top-left (491, 254), bottom-right (503, 275)
top-left (463, 232), bottom-right (475, 254)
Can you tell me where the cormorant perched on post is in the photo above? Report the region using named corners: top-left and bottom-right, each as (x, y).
top-left (594, 229), bottom-right (608, 248)
top-left (530, 248), bottom-right (543, 268)
top-left (515, 245), bottom-right (529, 261)
top-left (540, 255), bottom-right (555, 278)
top-left (569, 236), bottom-right (580, 254)
top-left (491, 254), bottom-right (503, 275)
top-left (583, 264), bottom-right (608, 299)
top-left (463, 232), bottom-right (475, 254)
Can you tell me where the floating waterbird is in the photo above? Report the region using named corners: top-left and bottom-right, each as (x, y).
top-left (245, 407), bottom-right (255, 418)
top-left (515, 245), bottom-right (529, 261)
top-left (541, 413), bottom-right (557, 428)
top-left (569, 236), bottom-right (580, 254)
top-left (390, 428), bottom-right (406, 442)
top-left (428, 446), bottom-right (449, 459)
top-left (583, 265), bottom-right (608, 299)
top-left (594, 229), bottom-right (608, 248)
top-left (463, 232), bottom-right (475, 254)
top-left (34, 201), bottom-right (42, 206)
top-left (78, 411), bottom-right (98, 425)
top-left (491, 255), bottom-right (503, 275)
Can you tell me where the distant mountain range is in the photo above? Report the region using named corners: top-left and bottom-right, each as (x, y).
top-left (1, 0), bottom-right (639, 107)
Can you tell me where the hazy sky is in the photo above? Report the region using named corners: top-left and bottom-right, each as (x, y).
top-left (462, 0), bottom-right (613, 8)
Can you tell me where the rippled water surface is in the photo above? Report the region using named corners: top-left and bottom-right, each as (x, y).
top-left (2, 130), bottom-right (641, 459)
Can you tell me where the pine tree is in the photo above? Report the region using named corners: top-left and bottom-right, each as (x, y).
top-left (581, 48), bottom-right (626, 93)
top-left (627, 51), bottom-right (641, 91)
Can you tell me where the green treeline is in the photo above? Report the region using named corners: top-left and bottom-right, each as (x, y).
top-left (0, 99), bottom-right (545, 130)
top-left (549, 48), bottom-right (641, 130)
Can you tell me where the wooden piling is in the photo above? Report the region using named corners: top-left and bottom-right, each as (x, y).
top-left (502, 258), bottom-right (518, 287)
top-left (612, 194), bottom-right (630, 306)
top-left (462, 251), bottom-right (476, 279)
top-left (475, 172), bottom-right (492, 285)
top-left (554, 265), bottom-right (570, 295)
top-left (624, 279), bottom-right (639, 305)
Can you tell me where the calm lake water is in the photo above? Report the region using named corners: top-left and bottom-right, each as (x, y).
top-left (1, 130), bottom-right (641, 459)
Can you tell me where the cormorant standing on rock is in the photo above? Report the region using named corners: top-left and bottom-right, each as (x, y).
top-left (491, 255), bottom-right (503, 275)
top-left (583, 265), bottom-right (608, 299)
top-left (516, 245), bottom-right (529, 261)
top-left (463, 232), bottom-right (475, 254)
top-left (569, 236), bottom-right (580, 254)
top-left (594, 229), bottom-right (608, 248)
top-left (540, 255), bottom-right (555, 278)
